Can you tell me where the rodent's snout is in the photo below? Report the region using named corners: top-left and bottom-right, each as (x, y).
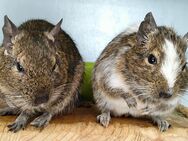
top-left (34, 88), bottom-right (50, 105)
top-left (159, 91), bottom-right (172, 98)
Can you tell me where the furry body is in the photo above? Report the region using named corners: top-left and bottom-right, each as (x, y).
top-left (0, 16), bottom-right (84, 132)
top-left (92, 13), bottom-right (188, 131)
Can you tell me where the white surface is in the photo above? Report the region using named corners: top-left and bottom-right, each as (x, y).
top-left (0, 0), bottom-right (188, 106)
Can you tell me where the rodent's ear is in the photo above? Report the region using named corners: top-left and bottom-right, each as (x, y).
top-left (45, 19), bottom-right (63, 42)
top-left (136, 12), bottom-right (157, 46)
top-left (183, 32), bottom-right (188, 42)
top-left (183, 32), bottom-right (188, 52)
top-left (2, 15), bottom-right (18, 49)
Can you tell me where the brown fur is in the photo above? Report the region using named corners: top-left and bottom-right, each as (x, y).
top-left (92, 12), bottom-right (188, 131)
top-left (0, 16), bottom-right (84, 132)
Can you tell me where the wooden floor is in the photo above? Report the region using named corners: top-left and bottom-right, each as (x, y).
top-left (0, 103), bottom-right (188, 141)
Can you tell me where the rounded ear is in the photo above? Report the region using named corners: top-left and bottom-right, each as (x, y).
top-left (136, 12), bottom-right (157, 46)
top-left (45, 19), bottom-right (63, 42)
top-left (2, 15), bottom-right (18, 49)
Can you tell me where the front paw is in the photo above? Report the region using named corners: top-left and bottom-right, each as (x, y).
top-left (7, 111), bottom-right (32, 132)
top-left (8, 119), bottom-right (27, 133)
top-left (152, 116), bottom-right (171, 132)
top-left (97, 112), bottom-right (111, 127)
top-left (30, 112), bottom-right (52, 128)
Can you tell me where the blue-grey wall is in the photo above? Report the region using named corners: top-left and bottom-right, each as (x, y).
top-left (0, 0), bottom-right (188, 106)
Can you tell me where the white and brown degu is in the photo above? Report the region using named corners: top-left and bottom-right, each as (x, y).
top-left (0, 16), bottom-right (84, 132)
top-left (92, 12), bottom-right (188, 131)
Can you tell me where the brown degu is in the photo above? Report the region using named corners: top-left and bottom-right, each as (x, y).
top-left (0, 16), bottom-right (84, 132)
top-left (92, 12), bottom-right (188, 132)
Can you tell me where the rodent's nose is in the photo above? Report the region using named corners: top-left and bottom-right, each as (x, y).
top-left (34, 89), bottom-right (49, 105)
top-left (159, 92), bottom-right (172, 98)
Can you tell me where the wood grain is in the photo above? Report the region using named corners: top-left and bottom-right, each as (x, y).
top-left (0, 104), bottom-right (188, 141)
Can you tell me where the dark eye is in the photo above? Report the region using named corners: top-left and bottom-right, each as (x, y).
top-left (52, 63), bottom-right (57, 72)
top-left (148, 54), bottom-right (157, 64)
top-left (16, 62), bottom-right (24, 72)
top-left (182, 62), bottom-right (187, 71)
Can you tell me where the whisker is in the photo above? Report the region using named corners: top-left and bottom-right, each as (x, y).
top-left (124, 93), bottom-right (149, 101)
top-left (177, 94), bottom-right (188, 102)
top-left (180, 89), bottom-right (188, 92)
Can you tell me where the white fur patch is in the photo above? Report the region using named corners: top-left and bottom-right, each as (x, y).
top-left (108, 70), bottom-right (130, 92)
top-left (98, 92), bottom-right (130, 117)
top-left (4, 50), bottom-right (9, 56)
top-left (97, 90), bottom-right (150, 117)
top-left (161, 39), bottom-right (181, 88)
top-left (106, 46), bottom-right (130, 92)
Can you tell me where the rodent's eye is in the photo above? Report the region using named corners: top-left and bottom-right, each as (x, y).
top-left (182, 62), bottom-right (187, 71)
top-left (52, 63), bottom-right (57, 72)
top-left (148, 54), bottom-right (157, 64)
top-left (16, 62), bottom-right (24, 72)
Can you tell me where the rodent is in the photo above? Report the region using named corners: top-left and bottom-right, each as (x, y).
top-left (0, 16), bottom-right (84, 132)
top-left (92, 12), bottom-right (188, 132)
